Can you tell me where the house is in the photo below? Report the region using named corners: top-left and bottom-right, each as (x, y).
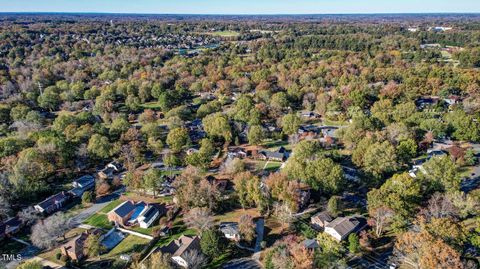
top-left (73, 175), bottom-right (95, 189)
top-left (415, 96), bottom-right (440, 109)
top-left (108, 200), bottom-right (164, 228)
top-left (137, 204), bottom-right (165, 229)
top-left (311, 211), bottom-right (333, 230)
top-left (160, 235), bottom-right (201, 268)
top-left (0, 218), bottom-right (23, 241)
top-left (107, 201), bottom-right (137, 226)
top-left (34, 192), bottom-right (69, 214)
top-left (227, 148), bottom-right (247, 159)
top-left (97, 161), bottom-right (123, 180)
top-left (324, 216), bottom-right (367, 241)
top-left (301, 111), bottom-right (320, 119)
top-left (70, 175), bottom-right (96, 197)
top-left (61, 229), bottom-right (103, 261)
top-left (219, 222), bottom-right (240, 241)
top-left (258, 150), bottom-right (288, 162)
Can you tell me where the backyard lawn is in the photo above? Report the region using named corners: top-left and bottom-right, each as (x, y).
top-left (100, 200), bottom-right (123, 214)
top-left (154, 219), bottom-right (196, 248)
top-left (103, 234), bottom-right (150, 258)
top-left (83, 213), bottom-right (113, 229)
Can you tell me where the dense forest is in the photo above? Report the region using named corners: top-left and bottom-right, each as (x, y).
top-left (1, 14), bottom-right (479, 269)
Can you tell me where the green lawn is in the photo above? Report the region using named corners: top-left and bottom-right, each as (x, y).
top-left (83, 213), bottom-right (113, 229)
top-left (100, 200), bottom-right (124, 214)
top-left (154, 219), bottom-right (196, 248)
top-left (103, 234), bottom-right (150, 258)
top-left (254, 160), bottom-right (282, 172)
top-left (141, 101), bottom-right (163, 110)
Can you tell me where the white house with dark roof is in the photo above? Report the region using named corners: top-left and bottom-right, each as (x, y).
top-left (324, 216), bottom-right (367, 241)
top-left (160, 235), bottom-right (201, 268)
top-left (219, 222), bottom-right (240, 241)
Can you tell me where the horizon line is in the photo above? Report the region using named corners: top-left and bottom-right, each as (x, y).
top-left (2, 11), bottom-right (480, 16)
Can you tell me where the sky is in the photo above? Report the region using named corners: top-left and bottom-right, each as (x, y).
top-left (2, 0), bottom-right (480, 15)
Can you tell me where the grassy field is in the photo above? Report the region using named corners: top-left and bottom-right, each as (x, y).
top-left (140, 101), bottom-right (163, 110)
top-left (203, 30), bottom-right (240, 37)
top-left (154, 219), bottom-right (196, 248)
top-left (100, 200), bottom-right (123, 214)
top-left (103, 234), bottom-right (150, 258)
top-left (83, 213), bottom-right (113, 229)
top-left (253, 160), bottom-right (282, 172)
top-left (214, 208), bottom-right (261, 223)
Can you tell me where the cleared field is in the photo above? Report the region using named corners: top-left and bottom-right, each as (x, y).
top-left (203, 30), bottom-right (240, 37)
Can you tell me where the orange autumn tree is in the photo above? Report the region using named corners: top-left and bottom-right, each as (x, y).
top-left (395, 230), bottom-right (463, 269)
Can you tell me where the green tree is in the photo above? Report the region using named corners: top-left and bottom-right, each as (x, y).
top-left (397, 139), bottom-right (417, 163)
top-left (109, 116), bottom-right (131, 137)
top-left (200, 229), bottom-right (223, 259)
top-left (327, 196), bottom-right (341, 217)
top-left (348, 233), bottom-right (360, 253)
top-left (304, 158), bottom-right (344, 194)
top-left (363, 141), bottom-right (398, 179)
top-left (85, 233), bottom-right (106, 258)
top-left (37, 86), bottom-right (60, 111)
top-left (367, 173), bottom-right (422, 232)
top-left (203, 112), bottom-right (232, 142)
top-left (281, 113), bottom-right (302, 135)
top-left (247, 125), bottom-right (264, 145)
top-left (87, 134), bottom-right (112, 159)
top-left (143, 168), bottom-right (163, 197)
top-left (421, 156), bottom-right (460, 193)
top-left (82, 191), bottom-right (94, 205)
top-left (166, 127), bottom-right (190, 153)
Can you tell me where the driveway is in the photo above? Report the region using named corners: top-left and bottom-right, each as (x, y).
top-left (223, 258), bottom-right (262, 269)
top-left (70, 186), bottom-right (125, 226)
top-left (253, 218), bottom-right (265, 253)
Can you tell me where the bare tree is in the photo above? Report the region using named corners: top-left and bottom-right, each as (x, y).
top-left (238, 214), bottom-right (256, 242)
top-left (368, 206), bottom-right (394, 238)
top-left (420, 192), bottom-right (457, 221)
top-left (221, 157), bottom-right (245, 175)
top-left (0, 195), bottom-right (11, 221)
top-left (184, 207), bottom-right (214, 232)
top-left (182, 249), bottom-right (207, 269)
top-left (18, 206), bottom-right (40, 226)
top-left (31, 213), bottom-right (72, 249)
top-left (274, 202), bottom-right (294, 232)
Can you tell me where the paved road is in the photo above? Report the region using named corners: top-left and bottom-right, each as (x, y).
top-left (70, 187), bottom-right (125, 226)
top-left (223, 258), bottom-right (262, 269)
top-left (4, 245), bottom-right (40, 269)
top-left (253, 218), bottom-right (265, 253)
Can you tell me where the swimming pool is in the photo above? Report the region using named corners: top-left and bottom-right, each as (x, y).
top-left (128, 203), bottom-right (145, 222)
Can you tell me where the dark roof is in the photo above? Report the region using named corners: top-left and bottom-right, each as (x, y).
top-left (113, 201), bottom-right (136, 218)
top-left (262, 150), bottom-right (285, 160)
top-left (0, 218), bottom-right (22, 235)
top-left (312, 211), bottom-right (333, 223)
top-left (219, 222), bottom-right (239, 235)
top-left (141, 206), bottom-right (159, 223)
top-left (74, 175), bottom-right (95, 187)
top-left (326, 216), bottom-right (365, 237)
top-left (36, 192), bottom-right (68, 210)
